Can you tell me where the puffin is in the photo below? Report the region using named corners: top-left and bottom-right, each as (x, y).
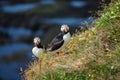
top-left (32, 37), bottom-right (44, 58)
top-left (47, 24), bottom-right (71, 54)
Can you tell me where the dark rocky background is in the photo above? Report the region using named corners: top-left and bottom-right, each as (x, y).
top-left (0, 0), bottom-right (111, 80)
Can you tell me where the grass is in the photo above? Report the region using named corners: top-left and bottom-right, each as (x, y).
top-left (24, 0), bottom-right (120, 80)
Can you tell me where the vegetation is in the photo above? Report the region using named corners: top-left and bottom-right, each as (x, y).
top-left (24, 0), bottom-right (120, 80)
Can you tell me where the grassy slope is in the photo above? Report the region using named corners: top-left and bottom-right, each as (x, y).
top-left (24, 0), bottom-right (120, 80)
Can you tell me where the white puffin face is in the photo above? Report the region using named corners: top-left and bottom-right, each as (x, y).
top-left (61, 24), bottom-right (69, 32)
top-left (34, 37), bottom-right (41, 45)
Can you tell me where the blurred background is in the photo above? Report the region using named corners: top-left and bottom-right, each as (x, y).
top-left (0, 0), bottom-right (110, 80)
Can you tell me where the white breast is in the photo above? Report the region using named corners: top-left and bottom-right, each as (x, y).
top-left (63, 32), bottom-right (71, 43)
top-left (52, 32), bottom-right (71, 53)
top-left (32, 47), bottom-right (44, 57)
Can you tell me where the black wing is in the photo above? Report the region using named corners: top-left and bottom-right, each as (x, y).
top-left (50, 32), bottom-right (63, 45)
top-left (47, 32), bottom-right (64, 51)
top-left (50, 39), bottom-right (64, 51)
